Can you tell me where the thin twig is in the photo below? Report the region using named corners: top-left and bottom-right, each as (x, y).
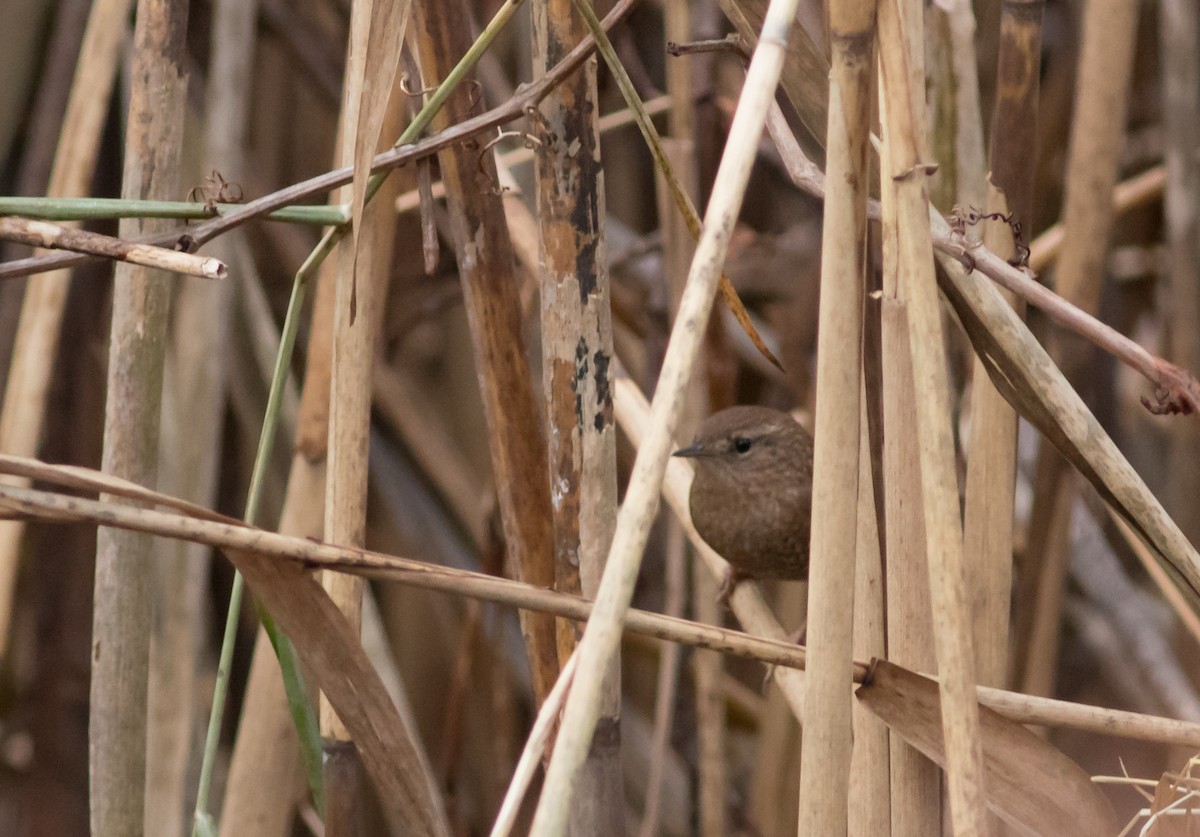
top-left (0, 217), bottom-right (226, 279)
top-left (763, 108), bottom-right (1200, 417)
top-left (3, 477), bottom-right (1200, 750)
top-left (0, 0), bottom-right (641, 281)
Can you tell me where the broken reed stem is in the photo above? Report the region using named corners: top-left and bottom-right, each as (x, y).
top-left (0, 217), bottom-right (226, 278)
top-left (795, 0), bottom-right (873, 829)
top-left (6, 477), bottom-right (1200, 752)
top-left (528, 1), bottom-right (800, 827)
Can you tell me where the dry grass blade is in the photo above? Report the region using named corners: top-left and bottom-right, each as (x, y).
top-left (346, 0), bottom-right (411, 312)
top-left (1139, 760), bottom-right (1200, 837)
top-left (858, 661), bottom-right (1120, 837)
top-left (227, 545), bottom-right (450, 836)
top-left (795, 0), bottom-right (872, 827)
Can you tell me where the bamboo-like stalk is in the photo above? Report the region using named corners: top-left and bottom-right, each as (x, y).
top-left (847, 394), bottom-right (890, 835)
top-left (531, 0), bottom-right (622, 829)
top-left (91, 0), bottom-right (189, 834)
top-left (962, 0), bottom-right (1043, 697)
top-left (878, 299), bottom-right (942, 836)
top-left (0, 0), bottom-right (133, 655)
top-left (529, 4), bottom-right (800, 826)
top-left (877, 0), bottom-right (988, 833)
top-left (795, 0), bottom-right (873, 828)
top-left (410, 0), bottom-right (560, 705)
top-left (11, 476), bottom-right (1200, 753)
top-left (319, 4), bottom-right (410, 824)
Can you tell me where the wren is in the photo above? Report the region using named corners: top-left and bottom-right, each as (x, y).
top-left (673, 405), bottom-right (815, 602)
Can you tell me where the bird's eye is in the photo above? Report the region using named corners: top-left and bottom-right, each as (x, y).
top-left (733, 437), bottom-right (753, 454)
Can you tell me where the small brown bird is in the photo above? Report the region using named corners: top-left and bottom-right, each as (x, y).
top-left (673, 405), bottom-right (815, 601)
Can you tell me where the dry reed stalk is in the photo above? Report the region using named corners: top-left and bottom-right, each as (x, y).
top-left (1052, 0), bottom-right (1138, 326)
top-left (640, 10), bottom-right (697, 826)
top-left (692, 564), bottom-right (727, 837)
top-left (795, 0), bottom-right (873, 829)
top-left (144, 1), bottom-right (255, 829)
top-left (411, 0), bottom-right (561, 706)
top-left (747, 589), bottom-right (804, 837)
top-left (0, 218), bottom-right (225, 278)
top-left (848, 398), bottom-right (890, 834)
top-left (529, 1), bottom-right (801, 828)
top-left (754, 30), bottom-right (939, 831)
top-left (9, 473), bottom-right (1200, 752)
top-left (91, 0), bottom-right (189, 834)
top-left (961, 0), bottom-right (1043, 696)
top-left (1017, 0), bottom-right (1139, 702)
top-left (716, 0), bottom-right (828, 163)
top-left (962, 192), bottom-right (1019, 685)
top-left (0, 0), bottom-right (133, 655)
top-left (639, 521), bottom-right (687, 837)
top-left (531, 0), bottom-right (623, 828)
top-left (879, 301), bottom-right (944, 835)
top-left (864, 112), bottom-right (946, 834)
top-left (877, 0), bottom-right (988, 831)
top-left (1019, 472), bottom-right (1074, 699)
top-left (319, 10), bottom-right (406, 822)
top-left (658, 30), bottom-right (725, 827)
top-left (1160, 0), bottom-right (1200, 552)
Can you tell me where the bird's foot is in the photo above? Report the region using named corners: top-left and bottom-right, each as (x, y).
top-left (787, 621), bottom-right (807, 647)
top-left (716, 566), bottom-right (743, 610)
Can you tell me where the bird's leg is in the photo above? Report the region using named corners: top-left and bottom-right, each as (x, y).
top-left (716, 565), bottom-right (745, 609)
top-left (760, 621), bottom-right (808, 690)
top-left (787, 621), bottom-right (807, 646)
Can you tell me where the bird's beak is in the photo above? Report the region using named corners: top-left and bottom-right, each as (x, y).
top-left (672, 442), bottom-right (710, 458)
